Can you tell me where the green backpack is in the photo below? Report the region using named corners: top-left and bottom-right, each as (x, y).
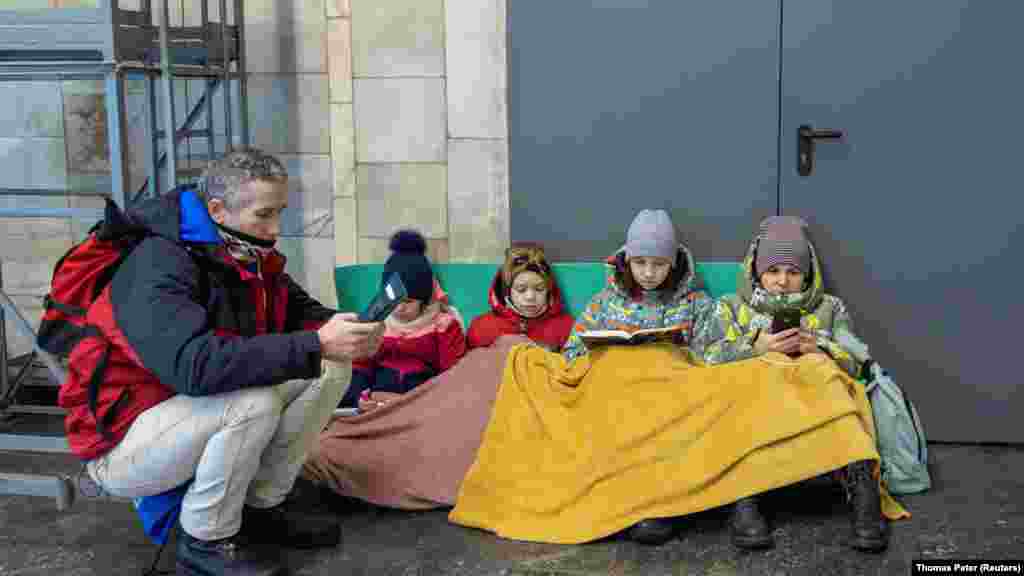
top-left (835, 329), bottom-right (931, 495)
top-left (862, 361), bottom-right (931, 494)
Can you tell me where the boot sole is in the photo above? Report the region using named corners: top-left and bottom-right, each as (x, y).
top-left (732, 533), bottom-right (775, 550)
top-left (628, 531), bottom-right (675, 546)
top-left (627, 526), bottom-right (675, 546)
top-left (249, 525), bottom-right (341, 550)
top-left (850, 536), bottom-right (888, 553)
top-left (175, 557), bottom-right (286, 576)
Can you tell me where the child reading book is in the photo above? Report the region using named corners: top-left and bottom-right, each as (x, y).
top-left (561, 209), bottom-right (712, 362)
top-left (559, 209), bottom-right (713, 545)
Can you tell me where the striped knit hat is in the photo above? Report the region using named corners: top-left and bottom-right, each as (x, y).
top-left (755, 216), bottom-right (811, 276)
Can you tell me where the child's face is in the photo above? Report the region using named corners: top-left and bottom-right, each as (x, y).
top-left (510, 271), bottom-right (549, 318)
top-left (628, 256), bottom-right (673, 290)
top-left (391, 298), bottom-right (423, 322)
top-left (758, 264), bottom-right (805, 294)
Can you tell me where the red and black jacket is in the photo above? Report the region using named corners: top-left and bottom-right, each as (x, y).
top-left (58, 187), bottom-right (335, 461)
top-left (466, 270), bottom-right (574, 351)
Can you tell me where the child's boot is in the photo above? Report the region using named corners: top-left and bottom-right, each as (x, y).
top-left (842, 459), bottom-right (889, 552)
top-left (730, 495), bottom-right (773, 549)
top-left (627, 518), bottom-right (675, 545)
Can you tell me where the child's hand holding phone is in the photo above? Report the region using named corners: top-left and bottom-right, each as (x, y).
top-left (759, 309), bottom-right (803, 357)
top-left (798, 330), bottom-right (821, 356)
top-left (753, 327), bottom-right (801, 356)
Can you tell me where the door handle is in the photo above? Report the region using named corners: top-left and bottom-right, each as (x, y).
top-left (797, 124), bottom-right (845, 177)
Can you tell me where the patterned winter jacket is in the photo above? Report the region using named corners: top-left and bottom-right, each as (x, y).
top-left (561, 244), bottom-right (713, 362)
top-left (691, 235), bottom-right (868, 377)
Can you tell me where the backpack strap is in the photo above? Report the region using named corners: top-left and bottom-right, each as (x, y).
top-left (42, 295), bottom-right (87, 316)
top-left (79, 324), bottom-right (126, 442)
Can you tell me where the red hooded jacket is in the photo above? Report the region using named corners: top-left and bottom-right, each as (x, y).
top-left (466, 270), bottom-right (574, 350)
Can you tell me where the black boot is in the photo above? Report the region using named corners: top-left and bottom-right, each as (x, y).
top-left (730, 496), bottom-right (773, 549)
top-left (842, 460), bottom-right (889, 552)
top-left (242, 499), bottom-right (341, 550)
top-left (175, 524), bottom-right (284, 576)
top-left (626, 518), bottom-right (675, 545)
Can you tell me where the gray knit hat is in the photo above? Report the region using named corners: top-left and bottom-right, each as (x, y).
top-left (625, 209), bottom-right (678, 264)
top-left (755, 215), bottom-right (811, 276)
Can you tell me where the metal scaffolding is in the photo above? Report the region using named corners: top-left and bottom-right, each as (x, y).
top-left (0, 0), bottom-right (249, 508)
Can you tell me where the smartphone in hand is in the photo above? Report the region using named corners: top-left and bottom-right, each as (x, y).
top-left (358, 272), bottom-right (408, 323)
top-left (771, 309), bottom-right (803, 358)
top-left (770, 308), bottom-right (802, 334)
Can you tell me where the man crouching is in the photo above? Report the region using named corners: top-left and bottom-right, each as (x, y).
top-left (58, 148), bottom-right (384, 575)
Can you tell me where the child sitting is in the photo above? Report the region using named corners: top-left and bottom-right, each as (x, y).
top-left (560, 208), bottom-right (713, 545)
top-left (693, 215), bottom-right (888, 552)
top-left (303, 244), bottom-right (568, 509)
top-left (338, 230), bottom-right (467, 409)
top-left (467, 243), bottom-right (574, 351)
top-left (561, 209), bottom-right (712, 362)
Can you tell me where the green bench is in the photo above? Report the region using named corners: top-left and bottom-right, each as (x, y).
top-left (335, 262), bottom-right (742, 325)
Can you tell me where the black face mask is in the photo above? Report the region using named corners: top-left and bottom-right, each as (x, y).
top-left (214, 221), bottom-right (277, 249)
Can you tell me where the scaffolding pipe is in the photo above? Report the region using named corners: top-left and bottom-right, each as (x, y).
top-left (0, 207), bottom-right (105, 220)
top-left (0, 268), bottom-right (7, 405)
top-left (220, 0), bottom-right (233, 151)
top-left (0, 188), bottom-right (110, 198)
top-left (134, 78), bottom-right (223, 203)
top-left (144, 75), bottom-right (160, 198)
top-left (202, 0), bottom-right (215, 159)
top-left (160, 0), bottom-right (178, 188)
top-left (234, 0), bottom-right (248, 146)
top-left (104, 70), bottom-right (129, 208)
top-left (0, 291), bottom-right (66, 386)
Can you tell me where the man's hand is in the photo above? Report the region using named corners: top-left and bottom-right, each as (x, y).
top-left (753, 327), bottom-right (801, 355)
top-left (317, 313), bottom-right (385, 362)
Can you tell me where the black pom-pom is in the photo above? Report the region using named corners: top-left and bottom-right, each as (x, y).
top-left (389, 229), bottom-right (427, 255)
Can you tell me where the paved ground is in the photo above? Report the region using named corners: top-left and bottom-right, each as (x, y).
top-left (1, 443), bottom-right (1022, 576)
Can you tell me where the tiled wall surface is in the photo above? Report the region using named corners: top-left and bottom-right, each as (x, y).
top-left (2, 0), bottom-right (510, 355)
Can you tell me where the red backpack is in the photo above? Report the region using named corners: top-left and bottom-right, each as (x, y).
top-left (37, 198), bottom-right (149, 439)
top-left (37, 198), bottom-right (149, 357)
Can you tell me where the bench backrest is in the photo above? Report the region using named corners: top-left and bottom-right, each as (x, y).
top-left (335, 262), bottom-right (742, 326)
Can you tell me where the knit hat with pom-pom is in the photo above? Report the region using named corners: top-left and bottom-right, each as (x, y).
top-left (383, 229), bottom-right (434, 303)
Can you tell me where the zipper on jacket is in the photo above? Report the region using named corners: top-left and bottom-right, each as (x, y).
top-left (256, 257), bottom-right (272, 333)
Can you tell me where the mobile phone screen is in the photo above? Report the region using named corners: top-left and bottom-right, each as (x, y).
top-left (771, 310), bottom-right (802, 334)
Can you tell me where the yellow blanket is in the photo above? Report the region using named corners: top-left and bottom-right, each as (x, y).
top-left (449, 344), bottom-right (908, 544)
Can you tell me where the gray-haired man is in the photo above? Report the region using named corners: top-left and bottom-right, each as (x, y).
top-left (59, 148), bottom-right (383, 576)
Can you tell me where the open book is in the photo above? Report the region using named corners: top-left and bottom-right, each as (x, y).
top-left (579, 326), bottom-right (682, 347)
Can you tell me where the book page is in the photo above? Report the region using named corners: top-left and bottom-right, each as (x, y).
top-left (579, 326), bottom-right (682, 346)
top-left (632, 326), bottom-right (682, 336)
top-left (578, 330), bottom-right (631, 339)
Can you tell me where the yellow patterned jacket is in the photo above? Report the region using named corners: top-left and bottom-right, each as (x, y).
top-left (691, 236), bottom-right (866, 378)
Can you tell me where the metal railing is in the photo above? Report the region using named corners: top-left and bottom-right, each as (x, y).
top-left (0, 0), bottom-right (249, 510)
